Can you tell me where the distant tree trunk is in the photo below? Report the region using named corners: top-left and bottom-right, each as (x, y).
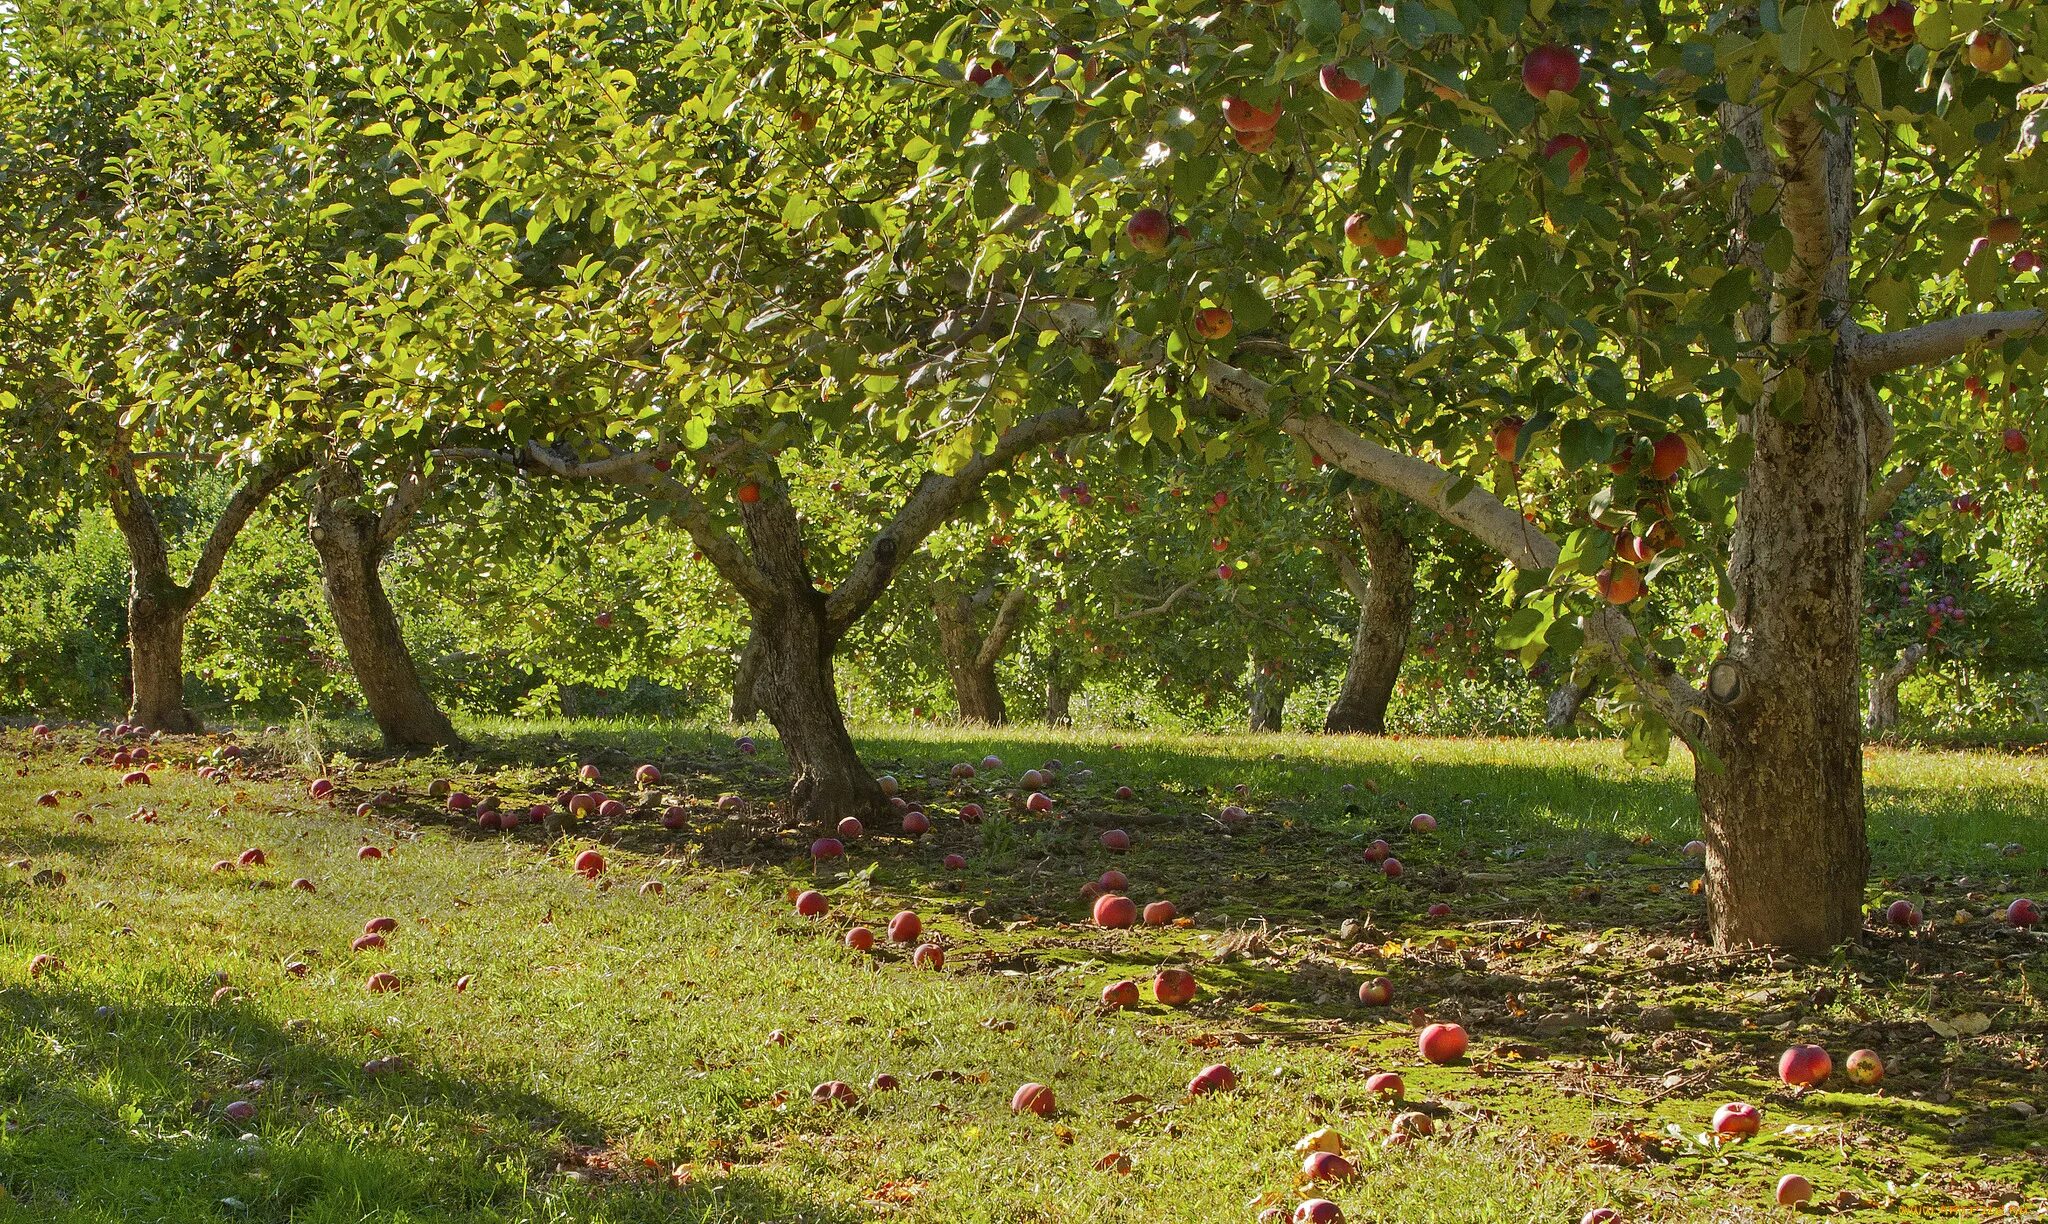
top-left (1545, 679), bottom-right (1596, 733)
top-left (1323, 492), bottom-right (1415, 734)
top-left (1248, 664), bottom-right (1291, 732)
top-left (308, 460), bottom-right (460, 750)
top-left (732, 627), bottom-right (764, 722)
top-left (1865, 643), bottom-right (1926, 735)
top-left (106, 450), bottom-right (306, 733)
top-left (934, 586), bottom-right (1029, 725)
top-left (1045, 648), bottom-right (1074, 726)
top-left (747, 577), bottom-right (884, 829)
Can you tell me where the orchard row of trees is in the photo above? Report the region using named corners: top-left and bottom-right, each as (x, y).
top-left (4, 0), bottom-right (2045, 951)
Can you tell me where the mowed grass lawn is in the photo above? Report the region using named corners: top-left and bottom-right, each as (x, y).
top-left (2, 719), bottom-right (2044, 1224)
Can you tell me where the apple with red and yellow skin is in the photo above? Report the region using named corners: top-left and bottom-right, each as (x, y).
top-left (1188, 1063), bottom-right (1236, 1095)
top-left (888, 910), bottom-right (921, 942)
top-left (1778, 1044), bottom-right (1833, 1087)
top-left (913, 942), bottom-right (944, 968)
top-left (1127, 209), bottom-right (1171, 254)
top-left (794, 890), bottom-right (828, 917)
top-left (1143, 900), bottom-right (1177, 925)
top-left (1521, 44), bottom-right (1581, 98)
top-left (1319, 65), bottom-right (1366, 103)
top-left (1866, 2), bottom-right (1916, 50)
top-left (1542, 134), bottom-right (1590, 178)
top-left (1712, 1101), bottom-right (1761, 1136)
top-left (1193, 307), bottom-right (1234, 340)
top-left (1012, 1082), bottom-right (1056, 1116)
top-left (1234, 127), bottom-right (1275, 153)
top-left (1616, 535), bottom-right (1656, 565)
top-left (1776, 1174), bottom-right (1813, 1206)
top-left (1418, 1022), bottom-right (1468, 1063)
top-left (1102, 979), bottom-right (1141, 1008)
top-left (1294, 1198), bottom-right (1344, 1224)
top-left (1221, 96), bottom-right (1281, 132)
top-left (1650, 433), bottom-right (1689, 479)
top-left (573, 850), bottom-right (606, 878)
top-left (1967, 30), bottom-right (2014, 72)
top-left (1358, 977), bottom-right (1393, 1006)
top-left (1364, 1071), bottom-right (1404, 1099)
top-left (1154, 967), bottom-right (1197, 1006)
top-left (1844, 1049), bottom-right (1885, 1085)
top-left (845, 926), bottom-right (876, 952)
top-left (1491, 416), bottom-right (1525, 460)
top-left (1598, 564), bottom-right (1644, 605)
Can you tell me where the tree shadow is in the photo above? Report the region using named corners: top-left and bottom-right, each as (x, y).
top-left (0, 982), bottom-right (859, 1223)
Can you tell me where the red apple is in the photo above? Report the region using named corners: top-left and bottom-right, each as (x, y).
top-left (1418, 1022), bottom-right (1468, 1063)
top-left (365, 971), bottom-right (400, 993)
top-left (1153, 967), bottom-right (1197, 1006)
top-left (845, 926), bottom-right (876, 951)
top-left (811, 1080), bottom-right (859, 1107)
top-left (958, 803), bottom-right (983, 823)
top-left (1143, 900), bottom-right (1177, 925)
top-left (352, 933), bottom-right (386, 953)
top-left (1372, 226), bottom-right (1407, 258)
top-left (1221, 96), bottom-right (1281, 132)
top-left (1597, 564), bottom-right (1643, 605)
top-left (870, 1072), bottom-right (900, 1091)
top-left (1358, 977), bottom-right (1393, 1006)
top-left (1363, 839), bottom-right (1391, 864)
top-left (638, 880), bottom-right (664, 896)
top-left (1521, 44), bottom-right (1581, 99)
top-left (1775, 1174), bottom-right (1813, 1206)
top-left (1712, 1101), bottom-right (1761, 1136)
top-left (1425, 902), bottom-right (1452, 918)
top-left (902, 811), bottom-right (931, 836)
top-left (573, 850), bottom-right (606, 878)
top-left (1866, 1), bottom-right (1916, 49)
top-left (291, 878), bottom-right (315, 892)
top-left (1187, 1063), bottom-right (1236, 1095)
top-left (1778, 1044), bottom-right (1832, 1087)
top-left (888, 910), bottom-right (921, 942)
top-left (662, 805), bottom-right (688, 829)
top-left (634, 764), bottom-right (661, 786)
top-left (1319, 64), bottom-right (1367, 103)
top-left (1093, 894), bottom-right (1137, 928)
top-left (1193, 307), bottom-right (1234, 340)
top-left (1100, 829), bottom-right (1131, 852)
top-left (2013, 250), bottom-right (2043, 274)
top-left (237, 848), bottom-right (266, 867)
top-left (1410, 812), bottom-right (1436, 832)
top-left (811, 837), bottom-right (845, 861)
top-left (1885, 898), bottom-right (1921, 928)
top-left (1126, 208), bottom-right (1171, 254)
top-left (1682, 840), bottom-right (1708, 857)
top-left (1364, 1071), bottom-right (1404, 1099)
top-left (308, 778), bottom-right (334, 800)
top-left (596, 799), bottom-right (627, 819)
top-left (26, 952), bottom-right (59, 978)
top-left (1491, 416), bottom-right (1525, 460)
top-left (965, 58), bottom-right (1007, 86)
top-left (2003, 428), bottom-right (2028, 454)
top-left (794, 890), bottom-right (828, 917)
top-left (1650, 433), bottom-right (1688, 479)
top-left (357, 846), bottom-right (383, 861)
top-left (1294, 1200), bottom-right (1343, 1224)
top-left (1012, 1082), bottom-right (1056, 1116)
top-left (1844, 1048), bottom-right (1885, 1085)
top-left (1102, 979), bottom-right (1140, 1008)
top-left (942, 853), bottom-right (967, 870)
top-left (2007, 897), bottom-right (2040, 927)
top-left (1099, 869), bottom-right (1129, 890)
top-left (1301, 1151), bottom-right (1356, 1183)
top-left (1542, 134), bottom-right (1590, 178)
top-left (1581, 1211), bottom-right (1619, 1224)
top-left (364, 916), bottom-right (397, 935)
top-left (1381, 857), bottom-right (1404, 878)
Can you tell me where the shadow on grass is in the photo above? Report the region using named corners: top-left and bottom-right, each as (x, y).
top-left (0, 982), bottom-right (859, 1224)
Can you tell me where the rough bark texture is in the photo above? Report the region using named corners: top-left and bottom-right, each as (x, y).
top-left (1045, 649), bottom-right (1074, 727)
top-left (731, 628), bottom-right (764, 722)
top-left (308, 462), bottom-right (460, 750)
top-left (107, 451), bottom-right (305, 733)
top-left (1323, 493), bottom-right (1415, 735)
top-left (1544, 680), bottom-right (1596, 733)
top-left (1865, 643), bottom-right (1926, 734)
top-left (1690, 99), bottom-right (1870, 953)
top-left (1247, 666), bottom-right (1291, 732)
top-left (933, 587), bottom-right (1028, 725)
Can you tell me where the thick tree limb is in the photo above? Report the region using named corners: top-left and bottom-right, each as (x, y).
top-left (1118, 580), bottom-right (1201, 622)
top-left (375, 464), bottom-right (433, 550)
top-left (1317, 537), bottom-right (1373, 602)
top-left (1847, 310), bottom-right (2047, 380)
top-left (976, 587), bottom-right (1031, 670)
top-left (1862, 463), bottom-right (1918, 528)
top-left (825, 404), bottom-right (1095, 634)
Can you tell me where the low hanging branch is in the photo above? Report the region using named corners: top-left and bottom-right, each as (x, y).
top-left (1847, 310), bottom-right (2047, 380)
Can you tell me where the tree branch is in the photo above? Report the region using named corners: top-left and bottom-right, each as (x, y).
top-left (1117, 579), bottom-right (1201, 622)
top-left (1315, 536), bottom-right (1373, 602)
top-left (1847, 310), bottom-right (2047, 380)
top-left (1862, 463), bottom-right (1918, 528)
top-left (976, 587), bottom-right (1031, 669)
top-left (181, 451), bottom-right (311, 612)
top-left (825, 404), bottom-right (1095, 634)
top-left (375, 464), bottom-right (433, 550)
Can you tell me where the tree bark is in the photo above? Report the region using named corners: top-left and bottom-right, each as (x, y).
top-left (1689, 99), bottom-right (1871, 953)
top-left (107, 450), bottom-right (306, 733)
top-left (933, 586), bottom-right (1028, 725)
top-left (1323, 492), bottom-right (1415, 735)
top-left (308, 461), bottom-right (461, 751)
top-left (1544, 679), bottom-right (1595, 733)
top-left (1865, 643), bottom-right (1926, 735)
top-left (731, 626), bottom-right (765, 722)
top-left (1045, 648), bottom-right (1074, 726)
top-left (746, 578), bottom-right (885, 828)
top-left (1247, 664), bottom-right (1291, 732)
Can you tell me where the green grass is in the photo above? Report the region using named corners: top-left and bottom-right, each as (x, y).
top-left (3, 719), bottom-right (2044, 1223)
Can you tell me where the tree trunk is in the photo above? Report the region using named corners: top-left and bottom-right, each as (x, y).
top-left (127, 592), bottom-right (200, 732)
top-left (732, 627), bottom-right (764, 722)
top-left (1545, 679), bottom-right (1594, 733)
top-left (1691, 101), bottom-right (1871, 954)
top-left (1865, 643), bottom-right (1926, 735)
top-left (1324, 493), bottom-right (1414, 734)
top-left (749, 589), bottom-right (885, 827)
top-left (933, 587), bottom-right (1026, 725)
top-left (308, 466), bottom-right (460, 751)
top-left (1045, 649), bottom-right (1073, 727)
top-left (1247, 665), bottom-right (1291, 732)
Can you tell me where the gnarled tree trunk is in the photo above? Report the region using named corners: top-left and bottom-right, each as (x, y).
top-left (308, 461), bottom-right (460, 751)
top-left (1247, 663), bottom-right (1291, 732)
top-left (107, 451), bottom-right (306, 733)
top-left (933, 586), bottom-right (1029, 724)
top-left (1865, 643), bottom-right (1926, 735)
top-left (748, 588), bottom-right (882, 827)
top-left (1323, 492), bottom-right (1415, 735)
top-left (1045, 648), bottom-right (1074, 726)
